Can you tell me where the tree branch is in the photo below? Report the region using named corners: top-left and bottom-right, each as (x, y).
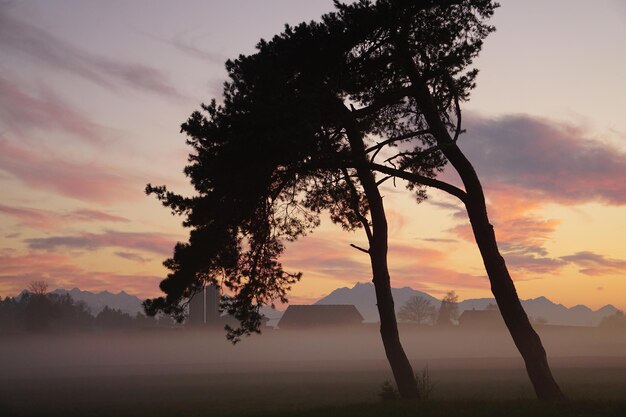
top-left (340, 167), bottom-right (373, 243)
top-left (369, 163), bottom-right (467, 203)
top-left (365, 129), bottom-right (431, 155)
top-left (349, 243), bottom-right (370, 254)
top-left (443, 71), bottom-right (462, 143)
top-left (349, 86), bottom-right (412, 119)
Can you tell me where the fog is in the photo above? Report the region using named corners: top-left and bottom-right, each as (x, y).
top-left (2, 325), bottom-right (625, 380)
top-left (1, 325), bottom-right (625, 416)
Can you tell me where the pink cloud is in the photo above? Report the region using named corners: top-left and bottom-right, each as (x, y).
top-left (0, 204), bottom-right (128, 230)
top-left (0, 76), bottom-right (104, 142)
top-left (114, 252), bottom-right (151, 263)
top-left (0, 138), bottom-right (141, 204)
top-left (282, 235), bottom-right (489, 293)
top-left (460, 114), bottom-right (626, 205)
top-left (560, 251), bottom-right (626, 276)
top-left (26, 230), bottom-right (178, 256)
top-left (0, 10), bottom-right (184, 99)
top-left (425, 115), bottom-right (626, 276)
top-left (282, 236), bottom-right (370, 280)
top-left (0, 252), bottom-right (162, 299)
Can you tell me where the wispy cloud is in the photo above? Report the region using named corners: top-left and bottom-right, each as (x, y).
top-left (0, 76), bottom-right (104, 142)
top-left (432, 111), bottom-right (626, 275)
top-left (148, 32), bottom-right (225, 65)
top-left (460, 114), bottom-right (626, 205)
top-left (26, 230), bottom-right (177, 256)
top-left (560, 251), bottom-right (626, 276)
top-left (115, 252), bottom-right (151, 263)
top-left (0, 8), bottom-right (184, 99)
top-left (283, 235), bottom-right (489, 292)
top-left (0, 204), bottom-right (128, 230)
top-left (0, 138), bottom-right (141, 204)
top-left (0, 251), bottom-right (161, 298)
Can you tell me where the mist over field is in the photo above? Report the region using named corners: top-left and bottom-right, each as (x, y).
top-left (2, 325), bottom-right (626, 379)
top-left (1, 325), bottom-right (625, 416)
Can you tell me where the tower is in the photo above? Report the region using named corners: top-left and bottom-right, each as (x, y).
top-left (188, 285), bottom-right (221, 326)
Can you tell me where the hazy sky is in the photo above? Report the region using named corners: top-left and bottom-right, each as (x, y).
top-left (1, 0), bottom-right (625, 311)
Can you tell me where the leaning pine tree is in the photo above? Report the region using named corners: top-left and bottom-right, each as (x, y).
top-left (145, 0), bottom-right (565, 400)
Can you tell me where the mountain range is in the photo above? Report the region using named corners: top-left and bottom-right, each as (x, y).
top-left (32, 284), bottom-right (618, 327)
top-left (316, 282), bottom-right (618, 326)
top-left (51, 288), bottom-right (144, 316)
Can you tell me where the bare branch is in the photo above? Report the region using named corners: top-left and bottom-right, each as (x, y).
top-left (369, 163), bottom-right (467, 203)
top-left (350, 243), bottom-right (370, 254)
top-left (376, 175), bottom-right (393, 186)
top-left (365, 129), bottom-right (431, 155)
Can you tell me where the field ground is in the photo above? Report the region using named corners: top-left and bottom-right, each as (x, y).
top-left (1, 329), bottom-right (625, 416)
top-left (1, 365), bottom-right (625, 416)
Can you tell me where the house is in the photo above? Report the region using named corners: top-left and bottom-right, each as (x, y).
top-left (458, 308), bottom-right (505, 328)
top-left (277, 305), bottom-right (364, 329)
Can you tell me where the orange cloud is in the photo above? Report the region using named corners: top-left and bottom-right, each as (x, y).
top-left (560, 251), bottom-right (626, 276)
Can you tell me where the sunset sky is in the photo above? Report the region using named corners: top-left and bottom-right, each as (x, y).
top-left (1, 0), bottom-right (625, 311)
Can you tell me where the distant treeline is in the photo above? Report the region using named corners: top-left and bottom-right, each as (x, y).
top-left (0, 292), bottom-right (177, 333)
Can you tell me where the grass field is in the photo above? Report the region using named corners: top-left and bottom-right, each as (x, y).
top-left (1, 330), bottom-right (625, 416)
top-left (1, 366), bottom-right (625, 417)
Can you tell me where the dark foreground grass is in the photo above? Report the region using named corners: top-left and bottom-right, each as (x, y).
top-left (248, 400), bottom-right (626, 417)
top-left (2, 399), bottom-right (625, 417)
top-left (2, 367), bottom-right (625, 417)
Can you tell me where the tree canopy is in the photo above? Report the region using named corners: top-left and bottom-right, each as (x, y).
top-left (145, 0), bottom-right (567, 401)
top-left (145, 0), bottom-right (495, 341)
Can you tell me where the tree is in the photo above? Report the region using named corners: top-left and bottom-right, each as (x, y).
top-left (398, 296), bottom-right (436, 325)
top-left (28, 280), bottom-right (48, 295)
top-left (436, 291), bottom-right (459, 326)
top-left (311, 0), bottom-right (564, 400)
top-left (143, 2), bottom-right (444, 399)
top-left (144, 0), bottom-right (563, 400)
top-left (95, 306), bottom-right (134, 330)
top-left (598, 310), bottom-right (625, 329)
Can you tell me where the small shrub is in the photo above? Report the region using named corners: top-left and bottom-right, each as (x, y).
top-left (416, 366), bottom-right (435, 400)
top-left (378, 380), bottom-right (399, 401)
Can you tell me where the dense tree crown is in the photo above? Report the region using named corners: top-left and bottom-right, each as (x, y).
top-left (145, 0), bottom-right (567, 401)
top-left (145, 0), bottom-right (496, 341)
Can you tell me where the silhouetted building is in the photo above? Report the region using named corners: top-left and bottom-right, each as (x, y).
top-left (277, 305), bottom-right (363, 329)
top-left (188, 285), bottom-right (220, 326)
top-left (458, 308), bottom-right (504, 328)
top-left (188, 286), bottom-right (269, 330)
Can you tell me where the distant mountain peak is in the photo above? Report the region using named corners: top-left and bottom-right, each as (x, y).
top-left (314, 282), bottom-right (617, 326)
top-left (49, 288), bottom-right (143, 316)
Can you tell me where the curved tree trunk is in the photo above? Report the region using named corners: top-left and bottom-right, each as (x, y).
top-left (341, 108), bottom-right (419, 399)
top-left (410, 82), bottom-right (565, 400)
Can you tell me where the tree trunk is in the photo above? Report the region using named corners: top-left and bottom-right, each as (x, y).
top-left (342, 109), bottom-right (419, 399)
top-left (411, 83), bottom-right (565, 400)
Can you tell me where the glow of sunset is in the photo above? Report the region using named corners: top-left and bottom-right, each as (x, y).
top-left (1, 0), bottom-right (625, 312)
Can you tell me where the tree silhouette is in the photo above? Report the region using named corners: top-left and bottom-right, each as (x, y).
top-left (27, 280), bottom-right (48, 296)
top-left (325, 0), bottom-right (564, 400)
top-left (398, 296), bottom-right (436, 325)
top-left (145, 0), bottom-right (563, 400)
top-left (436, 291), bottom-right (459, 326)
